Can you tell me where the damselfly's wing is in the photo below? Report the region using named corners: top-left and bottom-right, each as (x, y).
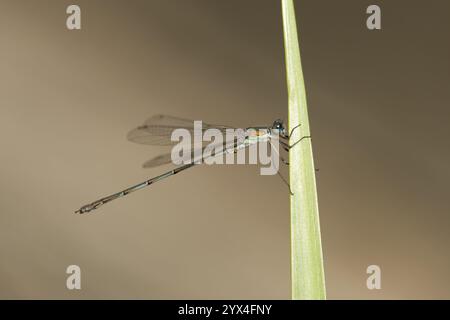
top-left (127, 114), bottom-right (234, 146)
top-left (142, 139), bottom-right (243, 168)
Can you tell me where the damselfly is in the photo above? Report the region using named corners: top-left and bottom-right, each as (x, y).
top-left (75, 115), bottom-right (307, 214)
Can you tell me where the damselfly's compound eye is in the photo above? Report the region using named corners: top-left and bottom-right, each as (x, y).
top-left (272, 119), bottom-right (284, 130)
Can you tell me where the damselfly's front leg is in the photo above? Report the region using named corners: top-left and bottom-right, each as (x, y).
top-left (279, 123), bottom-right (311, 150)
top-left (279, 123), bottom-right (301, 140)
top-left (287, 123), bottom-right (301, 139)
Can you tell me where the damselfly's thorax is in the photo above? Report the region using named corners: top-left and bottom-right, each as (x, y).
top-left (247, 128), bottom-right (270, 137)
top-left (245, 128), bottom-right (271, 142)
top-left (245, 119), bottom-right (286, 142)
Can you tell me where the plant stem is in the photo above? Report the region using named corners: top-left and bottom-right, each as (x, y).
top-left (281, 0), bottom-right (326, 300)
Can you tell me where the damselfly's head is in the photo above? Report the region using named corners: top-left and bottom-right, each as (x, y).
top-left (271, 119), bottom-right (286, 134)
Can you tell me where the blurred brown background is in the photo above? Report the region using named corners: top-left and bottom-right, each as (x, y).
top-left (0, 0), bottom-right (449, 299)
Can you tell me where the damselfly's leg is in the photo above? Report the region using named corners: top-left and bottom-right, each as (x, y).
top-left (267, 139), bottom-right (292, 193)
top-left (276, 165), bottom-right (319, 195)
top-left (269, 139), bottom-right (289, 165)
top-left (277, 139), bottom-right (320, 173)
top-left (279, 135), bottom-right (312, 150)
top-left (288, 124), bottom-right (301, 139)
top-left (279, 140), bottom-right (290, 152)
top-left (277, 171), bottom-right (293, 195)
top-left (289, 135), bottom-right (311, 149)
top-left (279, 122), bottom-right (312, 150)
top-left (280, 123), bottom-right (302, 139)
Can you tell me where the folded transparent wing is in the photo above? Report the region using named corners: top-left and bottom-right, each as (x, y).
top-left (127, 114), bottom-right (233, 146)
top-left (142, 139), bottom-right (244, 168)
